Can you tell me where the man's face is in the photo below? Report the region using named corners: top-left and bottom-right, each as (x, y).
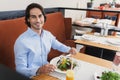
top-left (28, 8), bottom-right (45, 30)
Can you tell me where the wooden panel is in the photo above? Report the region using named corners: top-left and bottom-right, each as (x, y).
top-left (86, 11), bottom-right (102, 19)
top-left (102, 12), bottom-right (118, 16)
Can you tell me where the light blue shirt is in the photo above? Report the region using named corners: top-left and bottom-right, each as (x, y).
top-left (14, 28), bottom-right (71, 77)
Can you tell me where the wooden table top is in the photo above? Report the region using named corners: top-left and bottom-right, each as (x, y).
top-left (75, 35), bottom-right (120, 51)
top-left (32, 53), bottom-right (112, 80)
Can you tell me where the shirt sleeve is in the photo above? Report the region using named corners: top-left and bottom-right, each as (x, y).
top-left (14, 39), bottom-right (39, 77)
top-left (50, 33), bottom-right (71, 53)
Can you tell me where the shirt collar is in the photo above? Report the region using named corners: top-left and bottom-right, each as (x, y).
top-left (27, 28), bottom-right (44, 37)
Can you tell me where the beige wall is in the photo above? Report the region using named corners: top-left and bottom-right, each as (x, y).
top-left (0, 0), bottom-right (115, 22)
top-left (0, 0), bottom-right (40, 11)
top-left (0, 0), bottom-right (109, 11)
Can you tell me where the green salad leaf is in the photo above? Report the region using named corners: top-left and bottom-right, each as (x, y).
top-left (101, 71), bottom-right (120, 80)
top-left (57, 57), bottom-right (77, 71)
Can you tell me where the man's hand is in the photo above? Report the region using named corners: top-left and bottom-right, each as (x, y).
top-left (36, 63), bottom-right (56, 75)
top-left (69, 47), bottom-right (78, 55)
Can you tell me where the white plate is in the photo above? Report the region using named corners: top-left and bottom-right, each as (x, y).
top-left (81, 34), bottom-right (97, 41)
top-left (50, 55), bottom-right (80, 74)
top-left (75, 29), bottom-right (86, 34)
top-left (107, 38), bottom-right (120, 45)
top-left (94, 72), bottom-right (102, 80)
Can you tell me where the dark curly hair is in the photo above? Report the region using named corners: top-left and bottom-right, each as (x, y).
top-left (25, 3), bottom-right (46, 27)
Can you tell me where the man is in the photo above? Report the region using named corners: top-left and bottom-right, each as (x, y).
top-left (14, 3), bottom-right (77, 77)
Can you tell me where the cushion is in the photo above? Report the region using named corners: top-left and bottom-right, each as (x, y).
top-left (86, 11), bottom-right (102, 19)
top-left (43, 12), bottom-right (66, 42)
top-left (0, 17), bottom-right (27, 70)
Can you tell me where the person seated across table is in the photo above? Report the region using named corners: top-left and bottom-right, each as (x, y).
top-left (14, 3), bottom-right (77, 78)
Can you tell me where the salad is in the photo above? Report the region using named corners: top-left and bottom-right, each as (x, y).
top-left (97, 71), bottom-right (120, 80)
top-left (56, 57), bottom-right (77, 71)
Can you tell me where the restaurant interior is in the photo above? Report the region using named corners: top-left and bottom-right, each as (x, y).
top-left (0, 0), bottom-right (120, 80)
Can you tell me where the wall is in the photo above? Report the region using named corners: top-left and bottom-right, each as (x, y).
top-left (0, 0), bottom-right (111, 22)
top-left (0, 0), bottom-right (109, 11)
top-left (39, 0), bottom-right (109, 22)
top-left (39, 0), bottom-right (106, 8)
top-left (0, 0), bottom-right (41, 11)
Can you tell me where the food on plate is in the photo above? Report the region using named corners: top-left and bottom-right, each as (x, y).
top-left (99, 71), bottom-right (120, 80)
top-left (56, 57), bottom-right (77, 71)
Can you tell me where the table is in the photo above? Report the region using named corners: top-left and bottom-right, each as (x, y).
top-left (75, 37), bottom-right (120, 52)
top-left (32, 53), bottom-right (112, 80)
top-left (75, 35), bottom-right (120, 58)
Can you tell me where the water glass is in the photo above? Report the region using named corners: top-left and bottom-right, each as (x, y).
top-left (101, 23), bottom-right (109, 36)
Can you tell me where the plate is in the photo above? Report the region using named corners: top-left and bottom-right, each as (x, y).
top-left (75, 29), bottom-right (86, 34)
top-left (81, 34), bottom-right (97, 41)
top-left (107, 38), bottom-right (120, 45)
top-left (94, 72), bottom-right (102, 80)
top-left (50, 55), bottom-right (80, 74)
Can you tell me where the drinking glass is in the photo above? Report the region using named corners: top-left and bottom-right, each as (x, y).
top-left (66, 70), bottom-right (74, 80)
top-left (112, 52), bottom-right (120, 72)
top-left (101, 23), bottom-right (108, 36)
